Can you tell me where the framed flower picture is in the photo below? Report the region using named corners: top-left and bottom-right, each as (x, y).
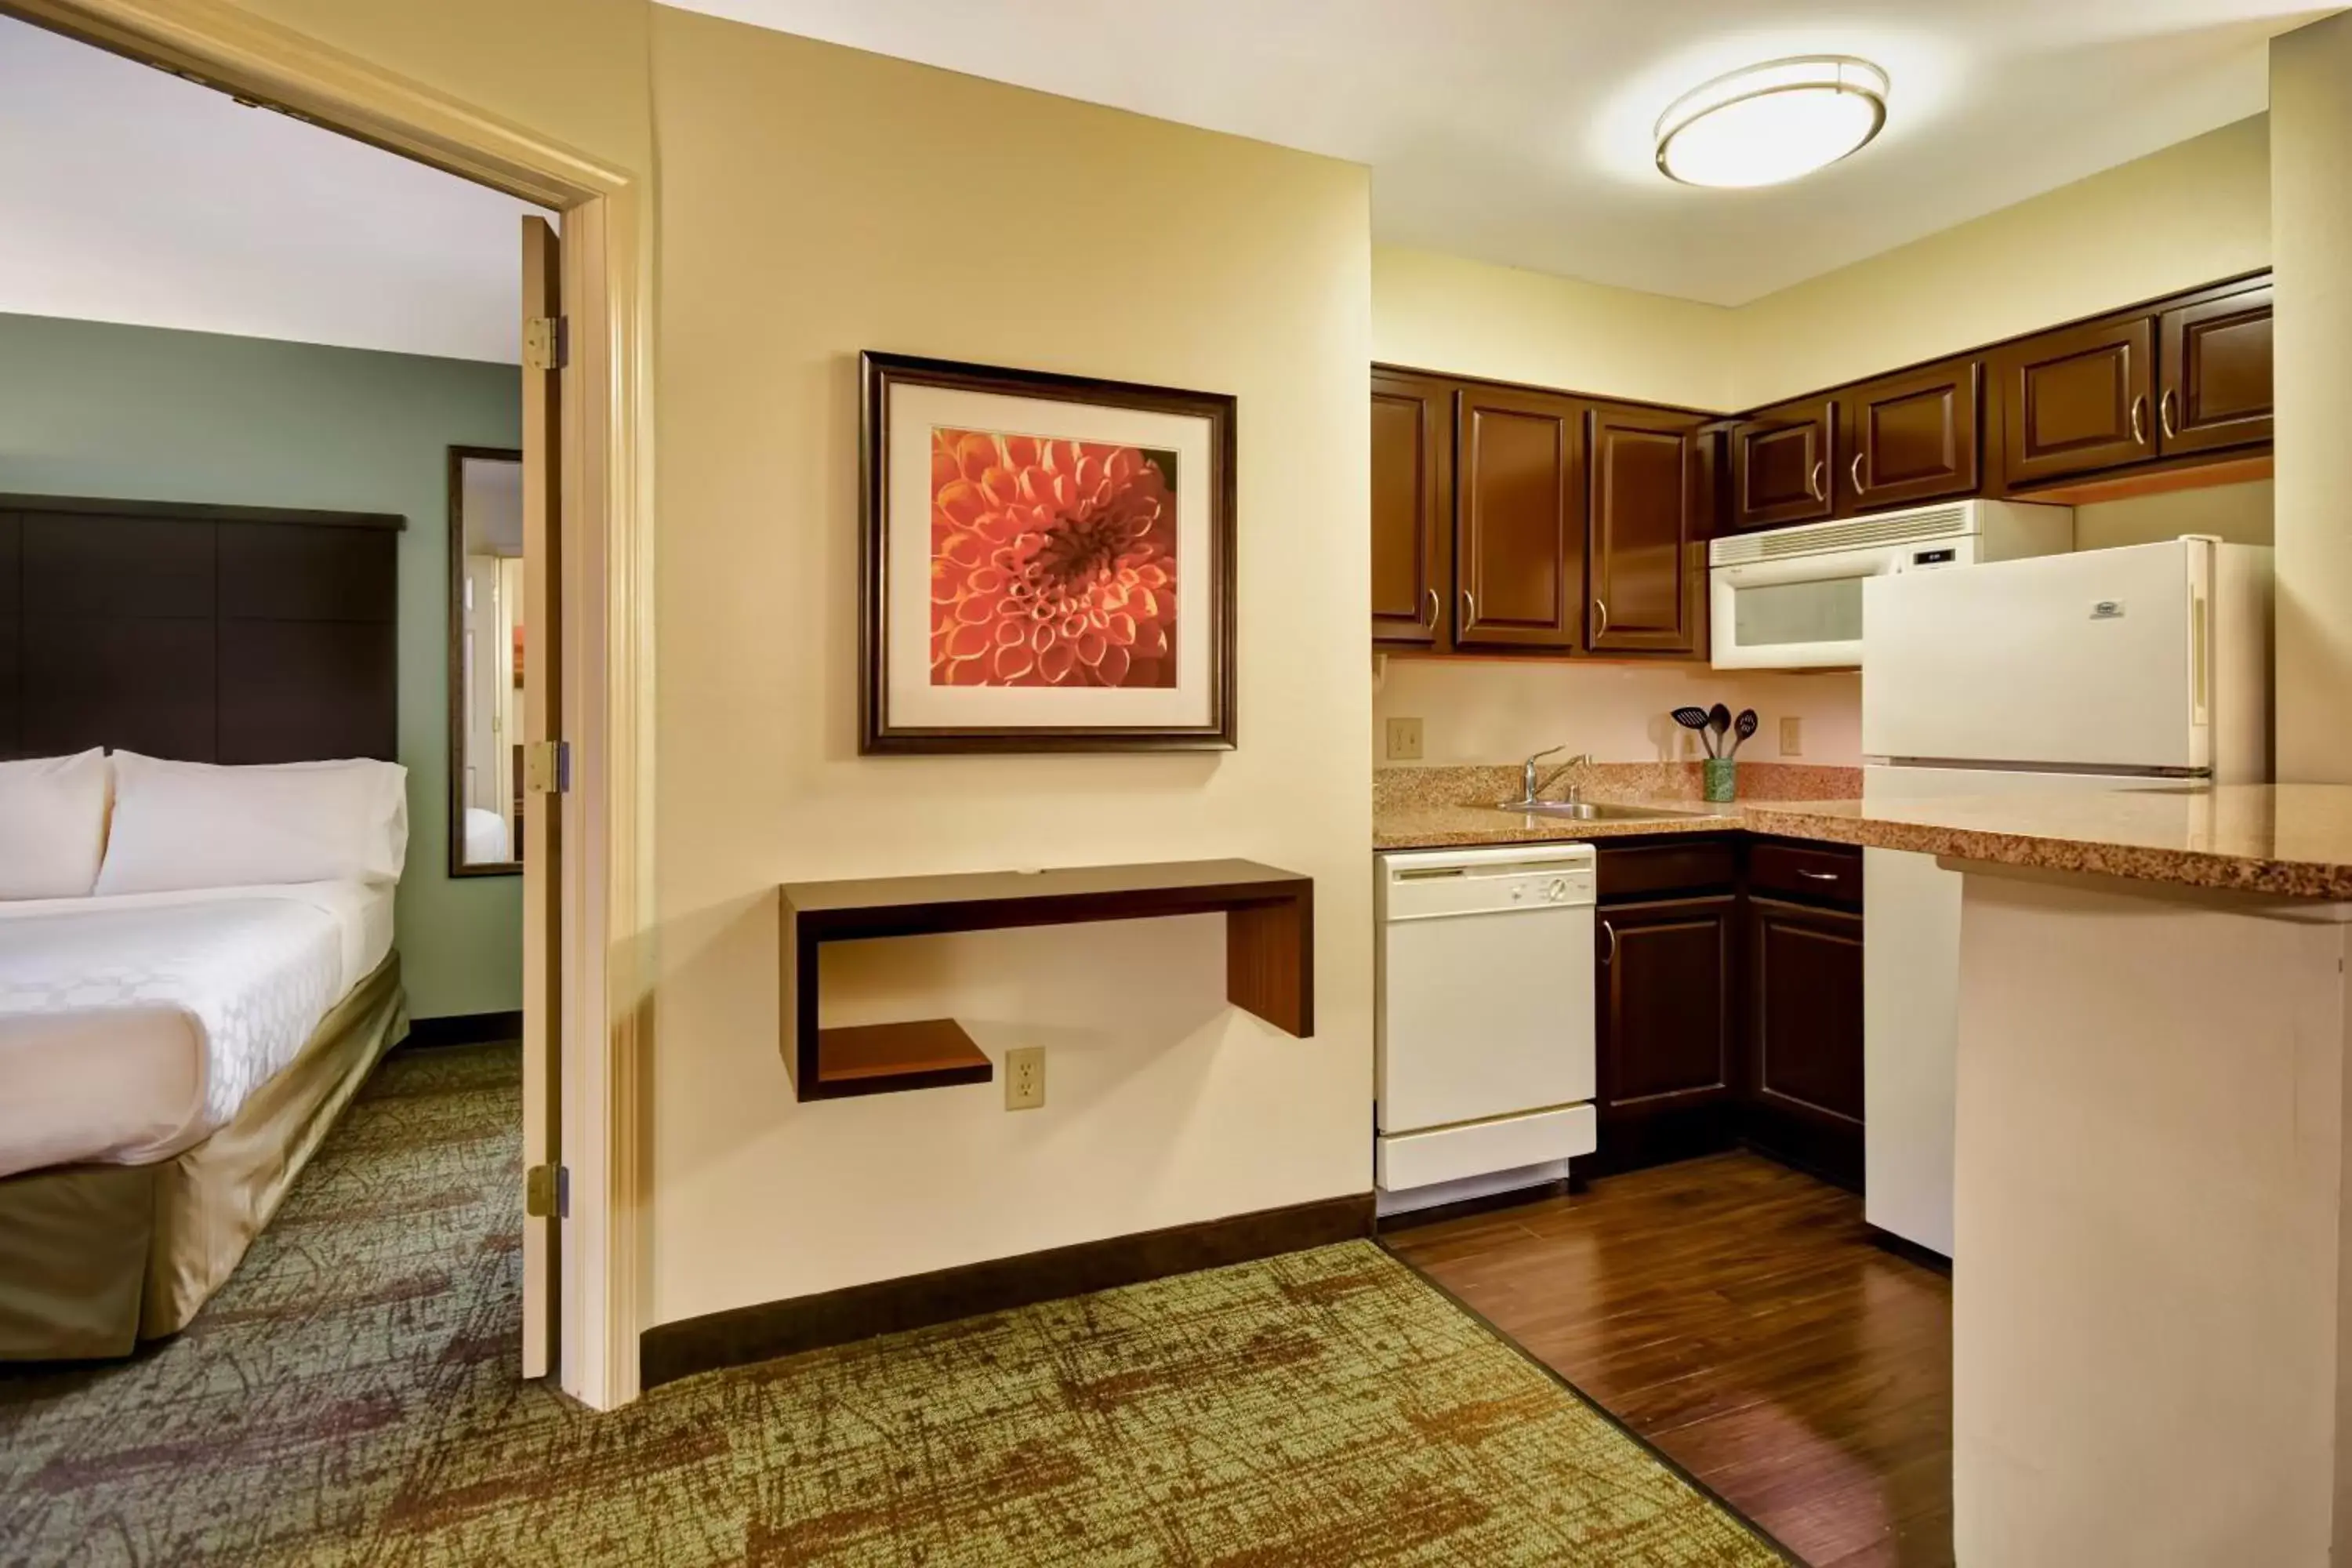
top-left (859, 351), bottom-right (1237, 753)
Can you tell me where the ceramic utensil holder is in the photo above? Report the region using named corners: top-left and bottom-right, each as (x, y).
top-left (1704, 757), bottom-right (1737, 803)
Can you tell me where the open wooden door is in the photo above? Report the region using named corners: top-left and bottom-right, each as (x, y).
top-left (519, 215), bottom-right (564, 1380)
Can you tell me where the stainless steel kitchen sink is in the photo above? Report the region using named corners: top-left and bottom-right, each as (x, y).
top-left (1493, 800), bottom-right (1714, 822)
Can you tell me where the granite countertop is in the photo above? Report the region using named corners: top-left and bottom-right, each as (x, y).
top-left (1740, 787), bottom-right (2352, 901)
top-left (1373, 762), bottom-right (1860, 851)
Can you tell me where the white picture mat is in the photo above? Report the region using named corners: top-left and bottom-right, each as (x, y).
top-left (884, 380), bottom-right (1214, 731)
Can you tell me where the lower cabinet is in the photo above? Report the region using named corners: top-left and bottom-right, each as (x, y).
top-left (1744, 897), bottom-right (1864, 1187)
top-left (1590, 837), bottom-right (1865, 1186)
top-left (1595, 894), bottom-right (1739, 1172)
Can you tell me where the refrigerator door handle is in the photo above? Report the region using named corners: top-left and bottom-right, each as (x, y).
top-left (2190, 579), bottom-right (2209, 729)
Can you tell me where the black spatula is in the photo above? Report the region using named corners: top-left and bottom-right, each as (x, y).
top-left (1671, 706), bottom-right (1715, 757)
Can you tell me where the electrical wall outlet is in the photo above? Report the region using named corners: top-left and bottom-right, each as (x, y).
top-left (1780, 716), bottom-right (1804, 757)
top-left (1385, 717), bottom-right (1425, 761)
top-left (1004, 1046), bottom-right (1045, 1110)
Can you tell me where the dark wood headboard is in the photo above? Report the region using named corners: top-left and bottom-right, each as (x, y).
top-left (0, 494), bottom-right (402, 764)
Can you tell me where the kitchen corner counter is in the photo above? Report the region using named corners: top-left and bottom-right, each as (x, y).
top-left (1373, 761), bottom-right (1863, 852)
top-left (1374, 801), bottom-right (1748, 850)
top-left (1741, 786), bottom-right (2352, 902)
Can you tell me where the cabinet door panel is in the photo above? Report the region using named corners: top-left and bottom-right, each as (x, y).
top-left (1844, 360), bottom-right (1980, 512)
top-left (1595, 895), bottom-right (1737, 1170)
top-left (1370, 371), bottom-right (1449, 644)
top-left (1730, 400), bottom-right (1835, 530)
top-left (2160, 284), bottom-right (2273, 456)
top-left (1998, 316), bottom-right (2157, 486)
top-left (1454, 386), bottom-right (1581, 650)
top-left (1745, 897), bottom-right (1864, 1188)
top-left (1588, 408), bottom-right (1704, 655)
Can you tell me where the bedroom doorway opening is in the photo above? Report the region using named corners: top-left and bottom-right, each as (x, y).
top-left (0, 2), bottom-right (652, 1410)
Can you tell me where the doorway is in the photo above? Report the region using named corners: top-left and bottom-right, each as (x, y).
top-left (3, 0), bottom-right (650, 1410)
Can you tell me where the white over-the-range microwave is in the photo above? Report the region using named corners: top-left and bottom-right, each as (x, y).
top-left (1708, 499), bottom-right (2075, 670)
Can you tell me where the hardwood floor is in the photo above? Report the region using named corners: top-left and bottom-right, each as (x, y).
top-left (1383, 1152), bottom-right (1951, 1568)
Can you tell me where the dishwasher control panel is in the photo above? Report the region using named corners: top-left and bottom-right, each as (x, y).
top-left (1378, 844), bottom-right (1598, 921)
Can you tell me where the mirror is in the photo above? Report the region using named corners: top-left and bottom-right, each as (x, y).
top-left (448, 446), bottom-right (524, 877)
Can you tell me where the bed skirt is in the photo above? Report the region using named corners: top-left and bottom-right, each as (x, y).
top-left (0, 952), bottom-right (409, 1360)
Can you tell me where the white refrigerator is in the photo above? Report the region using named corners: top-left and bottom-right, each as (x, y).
top-left (1860, 537), bottom-right (2274, 1257)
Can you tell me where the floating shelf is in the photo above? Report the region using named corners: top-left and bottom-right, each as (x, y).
top-left (780, 858), bottom-right (1315, 1101)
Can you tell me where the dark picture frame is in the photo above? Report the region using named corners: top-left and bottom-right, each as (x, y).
top-left (859, 350), bottom-right (1236, 754)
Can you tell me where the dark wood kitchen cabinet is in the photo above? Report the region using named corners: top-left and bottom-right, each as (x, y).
top-left (1453, 384), bottom-right (1583, 651)
top-left (1370, 370), bottom-right (1450, 645)
top-left (1595, 892), bottom-right (1738, 1172)
top-left (1744, 895), bottom-right (1865, 1188)
top-left (1995, 314), bottom-right (2158, 488)
top-left (1728, 397), bottom-right (1836, 531)
top-left (1841, 358), bottom-right (1981, 512)
top-left (2159, 280), bottom-right (2274, 457)
top-left (1586, 406), bottom-right (1707, 655)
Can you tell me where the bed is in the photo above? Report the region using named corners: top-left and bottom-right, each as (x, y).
top-left (0, 494), bottom-right (412, 1360)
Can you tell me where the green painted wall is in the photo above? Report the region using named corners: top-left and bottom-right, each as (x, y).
top-left (0, 312), bottom-right (521, 1019)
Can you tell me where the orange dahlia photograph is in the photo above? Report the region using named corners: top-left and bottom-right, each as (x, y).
top-left (927, 427), bottom-right (1179, 688)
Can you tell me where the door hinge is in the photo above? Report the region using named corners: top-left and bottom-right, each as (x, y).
top-left (524, 739), bottom-right (572, 795)
top-left (522, 314), bottom-right (568, 372)
top-left (524, 1163), bottom-right (569, 1219)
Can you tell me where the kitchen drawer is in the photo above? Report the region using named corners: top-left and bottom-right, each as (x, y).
top-left (1595, 840), bottom-right (1739, 902)
top-left (1748, 840), bottom-right (1863, 909)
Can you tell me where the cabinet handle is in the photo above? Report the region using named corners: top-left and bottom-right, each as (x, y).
top-left (1809, 460), bottom-right (1827, 503)
top-left (1460, 588), bottom-right (1475, 628)
top-left (2161, 388), bottom-right (2179, 441)
top-left (1849, 452), bottom-right (1867, 495)
top-left (1424, 587), bottom-right (1439, 627)
top-left (1600, 918), bottom-right (1618, 966)
top-left (1592, 598), bottom-right (1610, 638)
top-left (2130, 394), bottom-right (2149, 447)
top-left (1798, 869), bottom-right (1840, 882)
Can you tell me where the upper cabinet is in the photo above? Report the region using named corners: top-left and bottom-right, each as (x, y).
top-left (1728, 399), bottom-right (1836, 532)
top-left (1842, 359), bottom-right (1981, 511)
top-left (1369, 370), bottom-right (1450, 645)
top-left (1587, 406), bottom-right (1708, 654)
top-left (2158, 280), bottom-right (2274, 457)
top-left (1454, 385), bottom-right (1583, 652)
top-left (1994, 315), bottom-right (2158, 487)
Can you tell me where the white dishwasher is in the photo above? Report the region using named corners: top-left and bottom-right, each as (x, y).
top-left (1375, 843), bottom-right (1598, 1214)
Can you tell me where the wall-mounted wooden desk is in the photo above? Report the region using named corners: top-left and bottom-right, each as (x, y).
top-left (779, 858), bottom-right (1315, 1102)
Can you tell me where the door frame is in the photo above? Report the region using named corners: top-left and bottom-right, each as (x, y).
top-left (10, 0), bottom-right (656, 1410)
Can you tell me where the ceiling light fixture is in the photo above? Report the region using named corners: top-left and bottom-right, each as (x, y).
top-left (1654, 56), bottom-right (1889, 188)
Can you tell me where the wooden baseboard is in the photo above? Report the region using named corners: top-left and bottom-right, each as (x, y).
top-left (402, 1011), bottom-right (523, 1049)
top-left (639, 1191), bottom-right (1374, 1390)
top-left (1865, 1224), bottom-right (1952, 1276)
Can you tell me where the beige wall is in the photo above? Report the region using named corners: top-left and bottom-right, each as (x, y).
top-left (1373, 245), bottom-right (1733, 411)
top-left (2074, 479), bottom-right (2275, 552)
top-left (1371, 117), bottom-right (2272, 419)
top-left (1732, 116), bottom-right (2272, 408)
top-left (648, 13), bottom-right (1374, 1323)
top-left (1375, 659), bottom-right (1860, 769)
top-left (2272, 16), bottom-right (2352, 782)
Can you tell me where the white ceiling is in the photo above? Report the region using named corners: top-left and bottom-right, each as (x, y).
top-left (670, 0), bottom-right (2329, 306)
top-left (0, 13), bottom-right (546, 363)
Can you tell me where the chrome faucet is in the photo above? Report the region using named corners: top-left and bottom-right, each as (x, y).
top-left (1505, 745), bottom-right (1595, 809)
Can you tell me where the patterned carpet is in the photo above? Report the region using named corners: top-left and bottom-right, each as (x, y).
top-left (1, 1044), bottom-right (1788, 1566)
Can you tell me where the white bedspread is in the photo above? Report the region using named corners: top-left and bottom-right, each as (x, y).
top-left (0, 883), bottom-right (395, 1178)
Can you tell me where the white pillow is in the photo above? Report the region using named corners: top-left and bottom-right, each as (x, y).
top-left (95, 752), bottom-right (409, 895)
top-left (0, 750), bottom-right (111, 898)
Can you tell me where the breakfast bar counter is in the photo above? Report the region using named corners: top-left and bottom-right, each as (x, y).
top-left (1748, 783), bottom-right (2352, 1567)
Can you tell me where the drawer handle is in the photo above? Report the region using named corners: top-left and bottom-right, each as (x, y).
top-left (1797, 869), bottom-right (1841, 882)
top-left (1461, 587), bottom-right (1475, 628)
top-left (1600, 918), bottom-right (1618, 966)
top-left (2161, 388), bottom-right (2179, 440)
top-left (1424, 587), bottom-right (1439, 627)
top-left (1808, 459), bottom-right (1826, 503)
top-left (2130, 394), bottom-right (2148, 447)
top-left (1592, 597), bottom-right (1610, 638)
top-left (1849, 452), bottom-right (1867, 494)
